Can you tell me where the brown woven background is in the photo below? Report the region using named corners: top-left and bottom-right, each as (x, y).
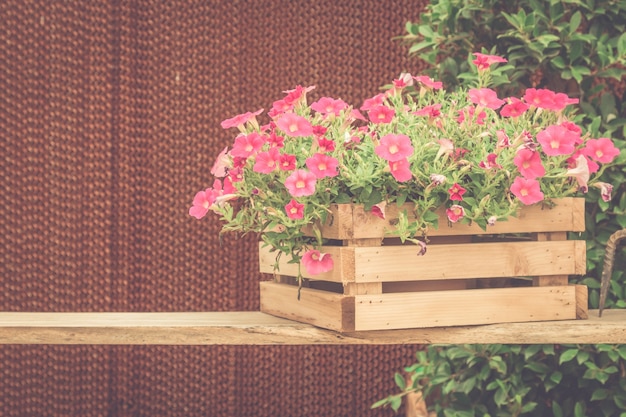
top-left (1, 1), bottom-right (428, 416)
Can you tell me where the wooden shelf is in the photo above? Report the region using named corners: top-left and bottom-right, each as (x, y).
top-left (0, 310), bottom-right (624, 345)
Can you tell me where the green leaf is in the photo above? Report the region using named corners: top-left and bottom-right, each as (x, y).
top-left (591, 388), bottom-right (610, 401)
top-left (569, 11), bottom-right (582, 34)
top-left (574, 401), bottom-right (585, 417)
top-left (553, 401), bottom-right (563, 417)
top-left (618, 32), bottom-right (626, 57)
top-left (394, 372), bottom-right (406, 390)
top-left (418, 24), bottom-right (435, 39)
top-left (559, 348), bottom-right (579, 364)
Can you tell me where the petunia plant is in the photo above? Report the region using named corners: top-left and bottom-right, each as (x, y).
top-left (190, 53), bottom-right (620, 278)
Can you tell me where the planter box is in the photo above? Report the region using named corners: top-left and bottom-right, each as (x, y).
top-left (259, 198), bottom-right (588, 332)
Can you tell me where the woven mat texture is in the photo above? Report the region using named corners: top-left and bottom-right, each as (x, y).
top-left (1, 1), bottom-right (427, 416)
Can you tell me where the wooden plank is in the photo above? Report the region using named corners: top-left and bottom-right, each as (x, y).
top-left (260, 240), bottom-right (586, 283)
top-left (315, 198), bottom-right (584, 239)
top-left (260, 281), bottom-right (354, 332)
top-left (0, 309), bottom-right (624, 344)
top-left (351, 241), bottom-right (586, 282)
top-left (354, 285), bottom-right (583, 331)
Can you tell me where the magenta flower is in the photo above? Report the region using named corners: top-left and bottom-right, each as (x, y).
top-left (284, 169), bottom-right (317, 197)
top-left (582, 138), bottom-right (620, 164)
top-left (283, 85), bottom-right (315, 106)
top-left (368, 105), bottom-right (395, 124)
top-left (446, 205), bottom-right (466, 223)
top-left (593, 182), bottom-right (614, 202)
top-left (375, 134), bottom-right (414, 162)
top-left (316, 137), bottom-right (335, 153)
top-left (253, 147), bottom-right (281, 174)
top-left (513, 148), bottom-right (546, 179)
top-left (276, 113), bottom-right (314, 137)
top-left (278, 153), bottom-right (297, 171)
top-left (302, 250), bottom-right (334, 275)
top-left (537, 125), bottom-right (578, 156)
top-left (448, 183), bottom-right (467, 201)
top-left (412, 75), bottom-right (443, 90)
top-left (306, 153), bottom-right (339, 178)
top-left (479, 153), bottom-right (502, 170)
top-left (370, 202), bottom-right (387, 220)
top-left (230, 132), bottom-right (265, 158)
top-left (389, 158), bottom-right (412, 182)
top-left (210, 146), bottom-right (231, 178)
top-left (472, 53), bottom-right (507, 71)
top-left (220, 109), bottom-right (263, 130)
top-left (510, 177), bottom-right (544, 205)
top-left (311, 97), bottom-right (348, 116)
top-left (468, 88), bottom-right (505, 110)
top-left (284, 199), bottom-right (305, 220)
top-left (500, 97), bottom-right (529, 117)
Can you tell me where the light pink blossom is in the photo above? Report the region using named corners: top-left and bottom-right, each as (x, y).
top-left (302, 250), bottom-right (334, 275)
top-left (510, 177), bottom-right (544, 205)
top-left (305, 153), bottom-right (339, 178)
top-left (220, 109), bottom-right (263, 130)
top-left (537, 125), bottom-right (578, 156)
top-left (253, 147), bottom-right (281, 174)
top-left (513, 148), bottom-right (546, 179)
top-left (468, 88), bottom-right (505, 109)
top-left (311, 97), bottom-right (348, 116)
top-left (582, 138), bottom-right (620, 164)
top-left (284, 169), bottom-right (317, 197)
top-left (472, 52), bottom-right (507, 71)
top-left (389, 158), bottom-right (412, 182)
top-left (375, 134), bottom-right (414, 162)
top-left (412, 75), bottom-right (443, 90)
top-left (276, 113), bottom-right (314, 137)
top-left (368, 105), bottom-right (395, 124)
top-left (230, 132), bottom-right (265, 159)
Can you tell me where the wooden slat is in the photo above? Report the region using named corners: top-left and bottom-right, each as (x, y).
top-left (259, 281), bottom-right (354, 332)
top-left (315, 197), bottom-right (584, 239)
top-left (354, 285), bottom-right (584, 331)
top-left (0, 310), bottom-right (625, 344)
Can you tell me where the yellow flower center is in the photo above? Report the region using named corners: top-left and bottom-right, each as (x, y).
top-left (296, 180), bottom-right (305, 189)
top-left (389, 145), bottom-right (398, 154)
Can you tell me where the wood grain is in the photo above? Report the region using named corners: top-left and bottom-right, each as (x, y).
top-left (0, 310), bottom-right (624, 345)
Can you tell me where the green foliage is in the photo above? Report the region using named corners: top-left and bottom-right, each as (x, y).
top-left (399, 0), bottom-right (626, 308)
top-left (373, 344), bottom-right (626, 416)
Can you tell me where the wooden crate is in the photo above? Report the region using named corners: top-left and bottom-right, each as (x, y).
top-left (259, 198), bottom-right (588, 332)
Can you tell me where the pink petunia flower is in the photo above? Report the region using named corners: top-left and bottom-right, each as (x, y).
top-left (316, 137), bottom-right (335, 153)
top-left (468, 88), bottom-right (505, 110)
top-left (375, 134), bottom-right (414, 162)
top-left (253, 147), bottom-right (281, 174)
top-left (220, 109), bottom-right (263, 130)
top-left (593, 182), bottom-right (614, 202)
top-left (368, 105), bottom-right (395, 124)
top-left (510, 177), bottom-right (544, 205)
top-left (284, 199), bottom-right (305, 220)
top-left (306, 153), bottom-right (339, 178)
top-left (446, 205), bottom-right (466, 223)
top-left (412, 75), bottom-right (443, 90)
top-left (566, 154), bottom-right (590, 193)
top-left (560, 121), bottom-right (583, 144)
top-left (435, 139), bottom-right (454, 160)
top-left (496, 130), bottom-right (511, 148)
top-left (524, 88), bottom-right (564, 110)
top-left (302, 250), bottom-right (334, 275)
top-left (276, 113), bottom-right (314, 137)
top-left (479, 153), bottom-right (502, 170)
top-left (230, 132), bottom-right (265, 159)
top-left (189, 179), bottom-right (235, 219)
top-left (552, 93), bottom-right (579, 111)
top-left (537, 125), bottom-right (578, 156)
top-left (389, 158), bottom-right (412, 182)
top-left (370, 201), bottom-right (387, 220)
top-left (311, 97), bottom-right (348, 116)
top-left (360, 93), bottom-right (386, 112)
top-left (472, 52), bottom-right (507, 71)
top-left (284, 169), bottom-right (317, 197)
top-left (582, 138), bottom-right (620, 164)
top-left (413, 103), bottom-right (442, 118)
top-left (210, 146), bottom-right (231, 178)
top-left (278, 153), bottom-right (297, 171)
top-left (457, 106), bottom-right (487, 125)
top-left (500, 97), bottom-right (529, 117)
top-left (392, 73), bottom-right (414, 89)
top-left (513, 148), bottom-right (546, 179)
top-left (283, 85), bottom-right (315, 106)
top-left (269, 99), bottom-right (293, 118)
top-left (448, 183), bottom-right (467, 201)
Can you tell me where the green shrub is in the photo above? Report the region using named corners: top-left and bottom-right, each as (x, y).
top-left (373, 344), bottom-right (626, 416)
top-left (398, 0), bottom-right (626, 309)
